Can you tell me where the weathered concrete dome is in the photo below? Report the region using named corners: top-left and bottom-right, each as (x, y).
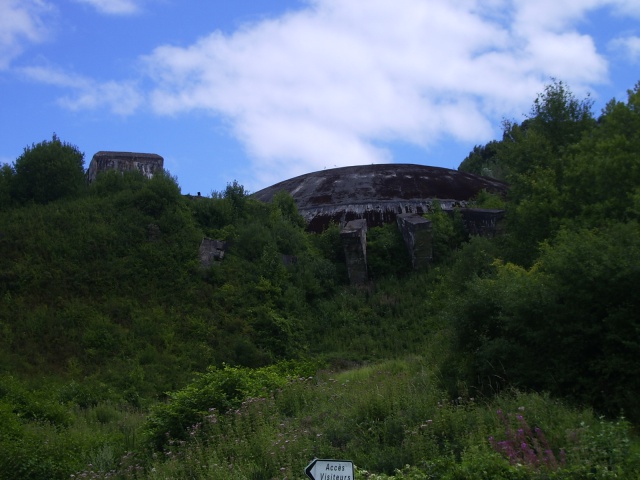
top-left (252, 164), bottom-right (508, 231)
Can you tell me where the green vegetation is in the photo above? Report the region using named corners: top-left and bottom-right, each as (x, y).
top-left (0, 80), bottom-right (639, 479)
top-left (9, 134), bottom-right (86, 206)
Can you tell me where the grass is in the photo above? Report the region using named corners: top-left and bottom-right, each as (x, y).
top-left (63, 357), bottom-right (637, 479)
top-left (3, 266), bottom-right (640, 480)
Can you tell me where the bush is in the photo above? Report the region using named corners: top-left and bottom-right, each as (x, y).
top-left (144, 361), bottom-right (317, 451)
top-left (0, 375), bottom-right (73, 427)
top-left (425, 203), bottom-right (467, 263)
top-left (366, 223), bottom-right (411, 278)
top-left (449, 222), bottom-right (640, 422)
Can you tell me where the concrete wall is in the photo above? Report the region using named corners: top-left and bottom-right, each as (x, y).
top-left (458, 208), bottom-right (505, 236)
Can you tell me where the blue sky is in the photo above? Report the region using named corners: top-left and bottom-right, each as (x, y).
top-left (1, 0), bottom-right (639, 195)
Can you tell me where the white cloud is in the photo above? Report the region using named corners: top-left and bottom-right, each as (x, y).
top-left (20, 65), bottom-right (143, 115)
top-left (19, 0), bottom-right (635, 187)
top-left (609, 35), bottom-right (640, 63)
top-left (0, 0), bottom-right (53, 69)
top-left (0, 0), bottom-right (144, 68)
top-left (607, 0), bottom-right (640, 17)
top-left (523, 31), bottom-right (606, 83)
top-left (72, 0), bottom-right (142, 15)
top-left (143, 0), bottom-right (622, 185)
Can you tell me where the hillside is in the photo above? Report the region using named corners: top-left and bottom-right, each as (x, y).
top-left (0, 80), bottom-right (639, 479)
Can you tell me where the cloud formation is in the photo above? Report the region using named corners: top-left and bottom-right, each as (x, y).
top-left (610, 35), bottom-right (640, 63)
top-left (0, 0), bottom-right (52, 69)
top-left (142, 0), bottom-right (633, 185)
top-left (21, 65), bottom-right (142, 115)
top-left (14, 0), bottom-right (640, 187)
top-left (72, 0), bottom-right (141, 15)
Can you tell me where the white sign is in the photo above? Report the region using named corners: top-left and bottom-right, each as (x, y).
top-left (305, 458), bottom-right (354, 480)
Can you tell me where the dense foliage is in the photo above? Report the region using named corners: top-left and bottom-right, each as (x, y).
top-left (455, 80), bottom-right (640, 422)
top-left (0, 169), bottom-right (341, 394)
top-left (6, 134), bottom-right (86, 206)
top-left (0, 79), bottom-right (639, 479)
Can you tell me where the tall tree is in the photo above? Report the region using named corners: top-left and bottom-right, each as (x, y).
top-left (12, 134), bottom-right (85, 204)
top-left (459, 79), bottom-right (596, 182)
top-left (526, 79), bottom-right (596, 155)
top-left (495, 81), bottom-right (596, 264)
top-left (559, 82), bottom-right (640, 225)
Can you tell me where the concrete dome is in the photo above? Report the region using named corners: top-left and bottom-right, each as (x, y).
top-left (252, 164), bottom-right (507, 231)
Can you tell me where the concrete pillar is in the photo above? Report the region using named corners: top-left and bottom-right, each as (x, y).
top-left (341, 219), bottom-right (368, 284)
top-left (396, 213), bottom-right (432, 270)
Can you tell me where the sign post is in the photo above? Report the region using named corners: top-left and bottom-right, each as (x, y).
top-left (305, 458), bottom-right (354, 480)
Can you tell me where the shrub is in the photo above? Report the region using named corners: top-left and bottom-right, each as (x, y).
top-left (425, 202), bottom-right (467, 263)
top-left (366, 223), bottom-right (411, 278)
top-left (450, 222), bottom-right (640, 422)
top-left (143, 361), bottom-right (317, 451)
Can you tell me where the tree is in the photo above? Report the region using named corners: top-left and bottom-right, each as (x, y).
top-left (448, 79), bottom-right (640, 421)
top-left (526, 79), bottom-right (595, 154)
top-left (458, 141), bottom-right (505, 179)
top-left (0, 163), bottom-right (14, 210)
top-left (271, 190), bottom-right (306, 228)
top-left (12, 134), bottom-right (85, 204)
top-left (223, 180), bottom-right (248, 220)
top-left (452, 223), bottom-right (640, 422)
top-left (558, 82), bottom-right (640, 225)
top-left (460, 80), bottom-right (596, 182)
top-left (477, 81), bottom-right (597, 264)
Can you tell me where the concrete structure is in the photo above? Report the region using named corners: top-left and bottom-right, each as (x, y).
top-left (457, 208), bottom-right (506, 237)
top-left (198, 238), bottom-right (226, 268)
top-left (254, 164), bottom-right (508, 279)
top-left (87, 151), bottom-right (164, 183)
top-left (252, 164), bottom-right (508, 232)
top-left (397, 214), bottom-right (433, 270)
top-left (341, 219), bottom-right (368, 285)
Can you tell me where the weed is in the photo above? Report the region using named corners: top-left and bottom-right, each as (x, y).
top-left (489, 408), bottom-right (564, 471)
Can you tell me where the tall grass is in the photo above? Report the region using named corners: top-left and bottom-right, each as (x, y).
top-left (106, 357), bottom-right (638, 479)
